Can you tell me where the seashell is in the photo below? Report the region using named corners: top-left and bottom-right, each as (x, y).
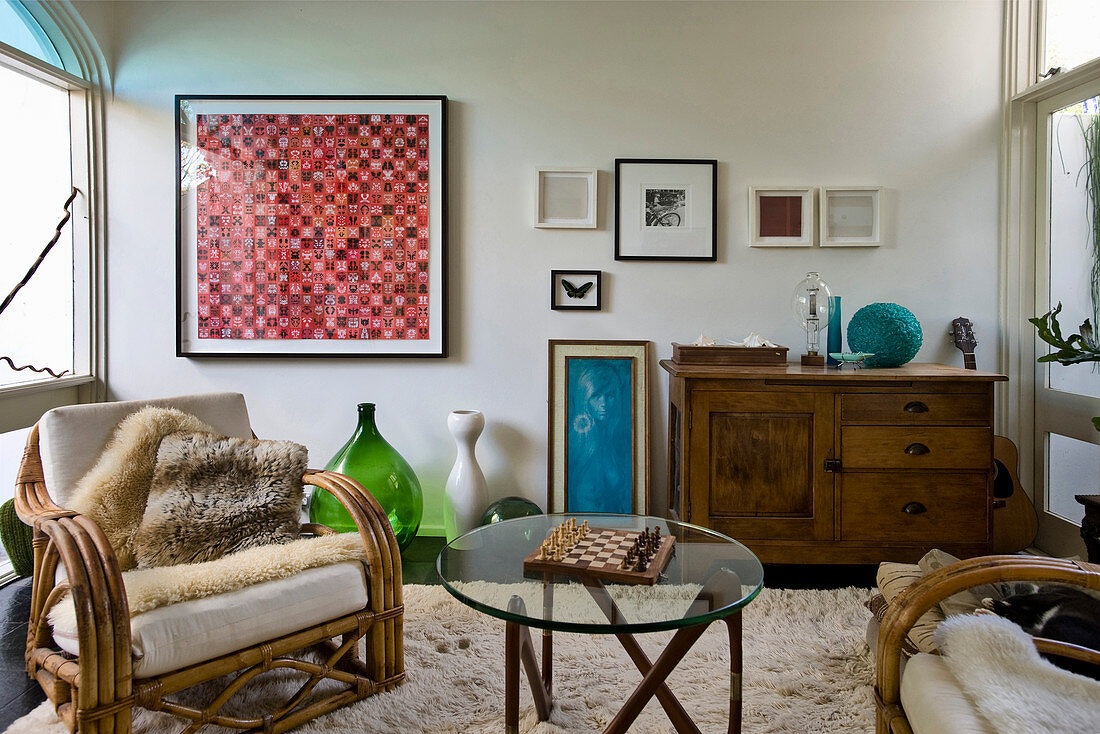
top-left (728, 332), bottom-right (779, 348)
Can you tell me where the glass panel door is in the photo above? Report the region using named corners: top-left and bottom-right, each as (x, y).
top-left (1035, 81), bottom-right (1100, 555)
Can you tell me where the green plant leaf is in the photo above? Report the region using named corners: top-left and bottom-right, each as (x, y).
top-left (1030, 302), bottom-right (1100, 365)
top-left (1093, 416), bottom-right (1100, 432)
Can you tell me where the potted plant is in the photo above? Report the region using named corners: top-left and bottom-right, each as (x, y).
top-left (1031, 303), bottom-right (1100, 429)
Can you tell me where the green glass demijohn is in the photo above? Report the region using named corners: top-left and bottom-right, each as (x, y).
top-left (309, 403), bottom-right (423, 551)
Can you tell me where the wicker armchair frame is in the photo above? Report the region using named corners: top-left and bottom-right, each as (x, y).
top-left (874, 554), bottom-right (1100, 734)
top-left (15, 424), bottom-right (405, 734)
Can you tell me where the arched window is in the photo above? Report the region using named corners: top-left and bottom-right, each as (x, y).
top-left (0, 0), bottom-right (62, 67)
top-left (0, 1), bottom-right (106, 420)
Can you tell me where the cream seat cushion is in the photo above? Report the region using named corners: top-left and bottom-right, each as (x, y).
top-left (900, 653), bottom-right (996, 734)
top-left (52, 561), bottom-right (368, 678)
top-left (876, 561), bottom-right (944, 654)
top-left (39, 392), bottom-right (253, 507)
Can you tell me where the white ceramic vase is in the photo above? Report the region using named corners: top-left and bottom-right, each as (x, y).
top-left (444, 410), bottom-right (489, 542)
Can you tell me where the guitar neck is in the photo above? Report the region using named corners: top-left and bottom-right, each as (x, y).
top-left (962, 352), bottom-right (976, 371)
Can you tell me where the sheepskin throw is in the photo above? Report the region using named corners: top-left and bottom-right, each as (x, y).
top-left (68, 407), bottom-right (217, 570)
top-left (134, 432), bottom-right (306, 567)
top-left (49, 533), bottom-right (368, 630)
top-left (937, 613), bottom-right (1100, 734)
top-left (55, 406), bottom-right (368, 622)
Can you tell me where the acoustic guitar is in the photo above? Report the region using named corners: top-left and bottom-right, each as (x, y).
top-left (951, 317), bottom-right (1038, 552)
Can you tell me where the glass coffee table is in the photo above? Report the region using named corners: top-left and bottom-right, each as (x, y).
top-left (437, 513), bottom-right (764, 734)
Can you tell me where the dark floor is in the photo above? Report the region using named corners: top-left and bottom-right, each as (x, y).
top-left (0, 534), bottom-right (874, 728)
top-left (0, 578), bottom-right (44, 731)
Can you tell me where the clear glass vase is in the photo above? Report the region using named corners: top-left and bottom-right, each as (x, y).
top-left (309, 403), bottom-right (423, 551)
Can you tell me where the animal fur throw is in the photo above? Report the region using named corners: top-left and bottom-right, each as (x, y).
top-left (53, 406), bottom-right (367, 627)
top-left (133, 431), bottom-right (306, 568)
top-left (937, 613), bottom-right (1100, 733)
top-left (68, 407), bottom-right (217, 570)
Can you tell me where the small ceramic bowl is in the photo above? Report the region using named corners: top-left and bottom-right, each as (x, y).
top-left (829, 352), bottom-right (874, 365)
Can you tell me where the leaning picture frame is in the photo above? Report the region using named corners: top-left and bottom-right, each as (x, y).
top-left (175, 94), bottom-right (448, 357)
top-left (615, 159), bottom-right (717, 261)
top-left (548, 340), bottom-right (650, 514)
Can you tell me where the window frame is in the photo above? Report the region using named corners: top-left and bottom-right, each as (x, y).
top-left (0, 1), bottom-right (106, 433)
top-left (1001, 0), bottom-right (1100, 556)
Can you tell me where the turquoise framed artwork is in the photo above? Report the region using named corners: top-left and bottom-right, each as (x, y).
top-left (548, 340), bottom-right (650, 514)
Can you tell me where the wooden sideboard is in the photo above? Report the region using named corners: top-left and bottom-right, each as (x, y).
top-left (660, 361), bottom-right (1007, 564)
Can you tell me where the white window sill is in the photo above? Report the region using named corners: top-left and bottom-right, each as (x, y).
top-left (0, 560), bottom-right (17, 587)
top-left (0, 373), bottom-right (94, 399)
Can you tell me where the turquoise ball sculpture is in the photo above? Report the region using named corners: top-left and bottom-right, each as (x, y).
top-left (846, 303), bottom-right (923, 368)
top-left (479, 496), bottom-right (543, 525)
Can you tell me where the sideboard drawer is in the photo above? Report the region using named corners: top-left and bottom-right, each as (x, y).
top-left (840, 474), bottom-right (988, 543)
top-left (841, 427), bottom-right (992, 469)
top-left (840, 393), bottom-right (990, 425)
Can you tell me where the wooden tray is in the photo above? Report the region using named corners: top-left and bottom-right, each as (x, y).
top-left (523, 526), bottom-right (675, 585)
top-left (672, 343), bottom-right (788, 366)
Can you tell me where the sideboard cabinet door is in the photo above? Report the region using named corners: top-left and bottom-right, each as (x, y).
top-left (687, 391), bottom-right (834, 540)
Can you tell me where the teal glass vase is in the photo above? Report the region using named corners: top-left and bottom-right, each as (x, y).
top-left (309, 403), bottom-right (423, 551)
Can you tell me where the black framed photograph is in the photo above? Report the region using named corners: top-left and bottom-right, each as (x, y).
top-left (614, 158), bottom-right (717, 261)
top-left (550, 270), bottom-right (602, 311)
top-left (175, 94), bottom-right (447, 357)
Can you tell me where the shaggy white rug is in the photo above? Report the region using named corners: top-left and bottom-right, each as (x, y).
top-left (6, 584), bottom-right (874, 733)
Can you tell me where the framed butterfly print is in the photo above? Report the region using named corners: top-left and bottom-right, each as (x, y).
top-left (550, 269), bottom-right (602, 311)
top-left (175, 94), bottom-right (448, 358)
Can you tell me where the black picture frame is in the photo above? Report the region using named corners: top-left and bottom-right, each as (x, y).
top-left (614, 158), bottom-right (718, 262)
top-left (550, 270), bottom-right (602, 311)
top-left (175, 94), bottom-right (448, 358)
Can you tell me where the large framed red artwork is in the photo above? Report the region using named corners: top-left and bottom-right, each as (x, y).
top-left (176, 95), bottom-right (447, 357)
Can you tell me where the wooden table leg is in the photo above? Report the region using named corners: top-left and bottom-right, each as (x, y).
top-left (603, 622), bottom-right (710, 734)
top-left (543, 575), bottom-right (554, 698)
top-left (505, 615), bottom-right (520, 734)
top-left (582, 577), bottom-right (700, 733)
top-left (505, 595), bottom-right (552, 733)
top-left (726, 610), bottom-right (743, 734)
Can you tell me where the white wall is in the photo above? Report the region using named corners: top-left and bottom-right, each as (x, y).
top-left (80, 0), bottom-right (1004, 533)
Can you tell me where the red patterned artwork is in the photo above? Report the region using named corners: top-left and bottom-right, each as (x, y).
top-left (193, 113), bottom-right (430, 340)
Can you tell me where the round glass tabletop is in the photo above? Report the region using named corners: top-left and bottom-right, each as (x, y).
top-left (436, 513), bottom-right (764, 634)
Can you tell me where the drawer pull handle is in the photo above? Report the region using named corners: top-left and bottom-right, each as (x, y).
top-left (905, 442), bottom-right (930, 455)
top-left (903, 502), bottom-right (927, 515)
top-left (904, 401), bottom-right (929, 414)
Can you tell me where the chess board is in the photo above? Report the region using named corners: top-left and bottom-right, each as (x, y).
top-left (523, 527), bottom-right (676, 585)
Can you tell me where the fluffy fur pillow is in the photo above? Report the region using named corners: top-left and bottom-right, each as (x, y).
top-left (132, 432), bottom-right (307, 568)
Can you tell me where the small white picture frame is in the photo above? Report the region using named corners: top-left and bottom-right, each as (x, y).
top-left (819, 187), bottom-right (882, 247)
top-left (748, 186), bottom-right (814, 247)
top-left (535, 168), bottom-right (597, 228)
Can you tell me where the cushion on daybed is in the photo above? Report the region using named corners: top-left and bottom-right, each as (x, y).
top-left (39, 392), bottom-right (253, 506)
top-left (874, 561), bottom-right (944, 654)
top-left (51, 561), bottom-right (368, 678)
top-left (900, 654), bottom-right (996, 734)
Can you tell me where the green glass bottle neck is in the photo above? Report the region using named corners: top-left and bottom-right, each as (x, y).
top-left (352, 403), bottom-right (381, 440)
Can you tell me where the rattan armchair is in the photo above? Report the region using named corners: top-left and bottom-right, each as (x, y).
top-left (874, 555), bottom-right (1100, 734)
top-left (14, 397), bottom-right (404, 734)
